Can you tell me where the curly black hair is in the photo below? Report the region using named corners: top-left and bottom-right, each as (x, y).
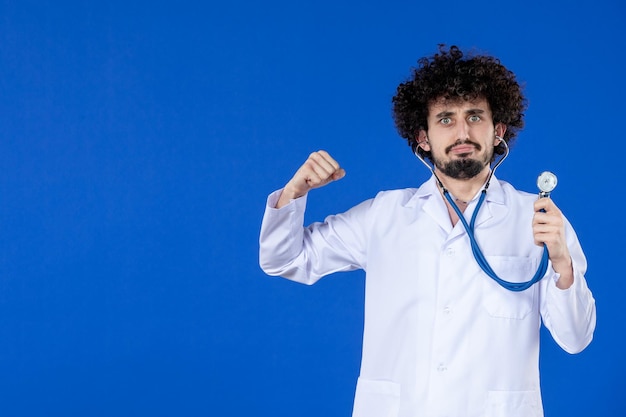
top-left (392, 45), bottom-right (527, 161)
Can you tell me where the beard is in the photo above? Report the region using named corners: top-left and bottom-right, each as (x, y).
top-left (436, 158), bottom-right (485, 179)
top-left (433, 140), bottom-right (493, 180)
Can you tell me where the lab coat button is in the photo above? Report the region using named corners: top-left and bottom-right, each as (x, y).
top-left (443, 306), bottom-right (452, 315)
top-left (446, 247), bottom-right (455, 257)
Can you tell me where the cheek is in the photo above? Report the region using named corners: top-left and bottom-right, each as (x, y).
top-left (429, 145), bottom-right (447, 161)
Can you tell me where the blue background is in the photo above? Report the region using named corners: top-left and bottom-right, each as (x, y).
top-left (0, 0), bottom-right (623, 415)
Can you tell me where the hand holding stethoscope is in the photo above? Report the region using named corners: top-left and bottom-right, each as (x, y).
top-left (415, 140), bottom-right (572, 291)
top-left (533, 172), bottom-right (574, 289)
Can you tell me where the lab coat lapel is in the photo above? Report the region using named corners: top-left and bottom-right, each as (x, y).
top-left (472, 178), bottom-right (507, 229)
top-left (407, 176), bottom-right (455, 234)
top-left (423, 193), bottom-right (455, 234)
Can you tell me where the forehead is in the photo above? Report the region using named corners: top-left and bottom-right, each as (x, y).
top-left (427, 96), bottom-right (492, 117)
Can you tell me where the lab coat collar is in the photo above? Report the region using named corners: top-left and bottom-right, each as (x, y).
top-left (401, 176), bottom-right (439, 209)
top-left (405, 174), bottom-right (506, 204)
top-left (402, 174), bottom-right (507, 234)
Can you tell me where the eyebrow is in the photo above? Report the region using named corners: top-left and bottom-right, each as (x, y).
top-left (434, 111), bottom-right (455, 119)
top-left (434, 108), bottom-right (486, 118)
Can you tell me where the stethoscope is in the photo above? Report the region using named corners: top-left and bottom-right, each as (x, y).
top-left (413, 137), bottom-right (558, 292)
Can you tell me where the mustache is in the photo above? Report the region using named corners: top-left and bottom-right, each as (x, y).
top-left (445, 140), bottom-right (482, 154)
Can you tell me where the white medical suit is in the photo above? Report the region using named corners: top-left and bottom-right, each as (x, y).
top-left (259, 175), bottom-right (596, 417)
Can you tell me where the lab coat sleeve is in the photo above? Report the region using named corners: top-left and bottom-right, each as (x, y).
top-left (259, 189), bottom-right (371, 285)
top-left (540, 219), bottom-right (596, 354)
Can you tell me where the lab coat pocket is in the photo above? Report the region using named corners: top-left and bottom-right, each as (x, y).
top-left (481, 256), bottom-right (537, 319)
top-left (484, 390), bottom-right (542, 417)
top-left (352, 378), bottom-right (400, 417)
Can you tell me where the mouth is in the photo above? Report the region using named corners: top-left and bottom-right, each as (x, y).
top-left (449, 144), bottom-right (476, 155)
top-left (446, 142), bottom-right (481, 158)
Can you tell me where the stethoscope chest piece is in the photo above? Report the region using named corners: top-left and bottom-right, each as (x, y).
top-left (537, 171), bottom-right (558, 198)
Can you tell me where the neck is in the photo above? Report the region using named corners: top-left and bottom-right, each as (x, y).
top-left (435, 167), bottom-right (491, 203)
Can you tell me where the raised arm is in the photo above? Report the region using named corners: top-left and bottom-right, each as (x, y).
top-left (259, 150), bottom-right (371, 284)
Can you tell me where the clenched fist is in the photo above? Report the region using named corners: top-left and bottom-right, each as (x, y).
top-left (276, 150), bottom-right (346, 208)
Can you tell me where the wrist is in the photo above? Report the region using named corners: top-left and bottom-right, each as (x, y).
top-left (281, 184), bottom-right (303, 201)
top-left (276, 185), bottom-right (306, 209)
top-left (551, 256), bottom-right (574, 289)
top-left (551, 255), bottom-right (572, 274)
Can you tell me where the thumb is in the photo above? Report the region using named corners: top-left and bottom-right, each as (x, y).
top-left (332, 168), bottom-right (346, 181)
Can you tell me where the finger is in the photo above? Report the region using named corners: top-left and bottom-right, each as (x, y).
top-left (534, 233), bottom-right (567, 260)
top-left (532, 211), bottom-right (550, 227)
top-left (307, 159), bottom-right (336, 185)
top-left (308, 151), bottom-right (344, 185)
top-left (303, 161), bottom-right (340, 189)
top-left (534, 211), bottom-right (564, 229)
top-left (304, 167), bottom-right (321, 183)
top-left (315, 150), bottom-right (341, 171)
top-left (533, 225), bottom-right (559, 240)
top-left (534, 197), bottom-right (561, 214)
top-left (310, 151), bottom-right (341, 176)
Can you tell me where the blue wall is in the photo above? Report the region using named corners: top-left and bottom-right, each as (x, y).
top-left (0, 0), bottom-right (623, 415)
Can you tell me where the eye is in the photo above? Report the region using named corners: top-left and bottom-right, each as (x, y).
top-left (468, 115), bottom-right (481, 122)
top-left (440, 117), bottom-right (452, 125)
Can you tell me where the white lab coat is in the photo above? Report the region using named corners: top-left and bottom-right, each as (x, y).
top-left (259, 175), bottom-right (596, 417)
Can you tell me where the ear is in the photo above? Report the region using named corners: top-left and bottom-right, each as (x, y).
top-left (494, 124), bottom-right (507, 145)
top-left (417, 130), bottom-right (431, 151)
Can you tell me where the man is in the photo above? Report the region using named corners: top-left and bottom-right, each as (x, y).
top-left (259, 45), bottom-right (596, 417)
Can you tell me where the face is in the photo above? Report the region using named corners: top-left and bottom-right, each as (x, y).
top-left (418, 97), bottom-right (505, 180)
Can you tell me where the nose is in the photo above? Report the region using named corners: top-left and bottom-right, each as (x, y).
top-left (455, 119), bottom-right (470, 141)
